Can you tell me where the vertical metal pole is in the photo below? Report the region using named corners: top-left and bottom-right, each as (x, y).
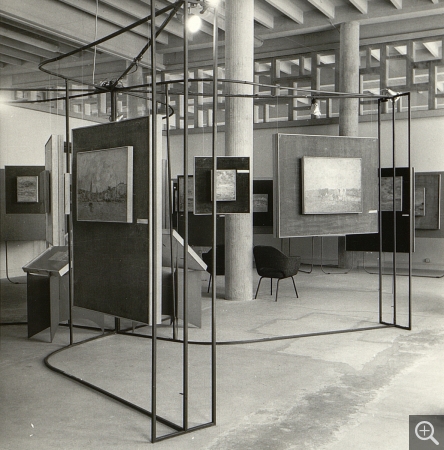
top-left (65, 80), bottom-right (74, 346)
top-left (407, 92), bottom-right (412, 330)
top-left (151, 0), bottom-right (158, 442)
top-left (110, 90), bottom-right (117, 122)
top-left (110, 89), bottom-right (121, 334)
top-left (165, 85), bottom-right (178, 340)
top-left (183, 0), bottom-right (189, 431)
top-left (211, 3), bottom-right (219, 425)
top-left (378, 99), bottom-right (383, 324)
top-left (392, 99), bottom-right (397, 326)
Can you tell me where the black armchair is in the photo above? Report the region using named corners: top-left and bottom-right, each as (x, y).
top-left (253, 245), bottom-right (301, 301)
top-left (201, 245), bottom-right (225, 293)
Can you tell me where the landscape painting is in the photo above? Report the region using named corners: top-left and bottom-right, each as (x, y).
top-left (76, 146), bottom-right (133, 223)
top-left (302, 156), bottom-right (362, 214)
top-left (415, 186), bottom-right (426, 217)
top-left (17, 176), bottom-right (39, 203)
top-left (253, 193), bottom-right (268, 212)
top-left (380, 176), bottom-right (403, 211)
top-left (212, 169), bottom-right (237, 201)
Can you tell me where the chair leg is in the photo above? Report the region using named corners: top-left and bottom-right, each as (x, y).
top-left (255, 277), bottom-right (264, 299)
top-left (291, 276), bottom-right (298, 298)
top-left (207, 274), bottom-right (212, 293)
top-left (270, 278), bottom-right (273, 295)
top-left (275, 278), bottom-right (280, 301)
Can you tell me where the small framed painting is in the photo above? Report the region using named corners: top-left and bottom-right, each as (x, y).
top-left (17, 176), bottom-right (39, 203)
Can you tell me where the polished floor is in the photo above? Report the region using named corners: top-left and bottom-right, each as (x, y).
top-left (1, 266), bottom-right (443, 449)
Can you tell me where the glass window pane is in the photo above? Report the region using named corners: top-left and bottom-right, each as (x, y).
top-left (387, 59), bottom-right (406, 87)
top-left (413, 68), bottom-right (429, 84)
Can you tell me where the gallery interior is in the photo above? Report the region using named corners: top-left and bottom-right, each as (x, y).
top-left (1, 0), bottom-right (443, 448)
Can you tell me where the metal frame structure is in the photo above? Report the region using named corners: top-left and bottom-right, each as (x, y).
top-left (2, 1), bottom-right (413, 443)
top-left (378, 93), bottom-right (413, 331)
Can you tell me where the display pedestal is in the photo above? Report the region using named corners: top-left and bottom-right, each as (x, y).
top-left (23, 246), bottom-right (104, 341)
top-left (161, 229), bottom-right (207, 328)
top-left (23, 246), bottom-right (69, 341)
top-left (162, 268), bottom-right (203, 328)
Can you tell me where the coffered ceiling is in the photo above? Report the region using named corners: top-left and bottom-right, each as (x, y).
top-left (0, 0), bottom-right (443, 91)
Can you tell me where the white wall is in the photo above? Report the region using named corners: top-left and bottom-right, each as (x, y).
top-left (0, 105), bottom-right (95, 278)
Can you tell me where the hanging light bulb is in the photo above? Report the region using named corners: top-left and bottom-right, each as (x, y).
top-left (187, 14), bottom-right (202, 33)
top-left (311, 98), bottom-right (321, 118)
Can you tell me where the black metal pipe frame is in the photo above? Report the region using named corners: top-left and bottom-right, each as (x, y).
top-left (211, 3), bottom-right (219, 426)
top-left (378, 99), bottom-right (383, 324)
top-left (31, 2), bottom-right (413, 443)
top-left (378, 93), bottom-right (412, 330)
top-left (150, 0), bottom-right (158, 441)
top-left (65, 80), bottom-right (74, 346)
top-left (164, 85), bottom-right (178, 340)
top-left (182, 0), bottom-right (190, 434)
top-left (392, 101), bottom-right (397, 326)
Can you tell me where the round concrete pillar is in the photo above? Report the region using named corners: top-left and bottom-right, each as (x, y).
top-left (338, 21), bottom-right (360, 266)
top-left (224, 0), bottom-right (254, 300)
top-left (339, 21), bottom-right (360, 137)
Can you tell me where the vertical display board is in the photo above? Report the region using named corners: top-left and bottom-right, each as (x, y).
top-left (274, 134), bottom-right (379, 238)
top-left (194, 156), bottom-right (250, 215)
top-left (346, 167), bottom-right (413, 253)
top-left (415, 172), bottom-right (441, 232)
top-left (45, 135), bottom-right (67, 246)
top-left (72, 117), bottom-right (162, 324)
top-left (253, 179), bottom-right (273, 233)
top-left (0, 167), bottom-right (46, 241)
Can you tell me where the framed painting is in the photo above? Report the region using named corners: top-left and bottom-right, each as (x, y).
top-left (76, 146), bottom-right (133, 223)
top-left (253, 193), bottom-right (268, 213)
top-left (302, 156), bottom-right (362, 214)
top-left (211, 169), bottom-right (237, 201)
top-left (17, 176), bottom-right (39, 203)
top-left (380, 176), bottom-right (403, 211)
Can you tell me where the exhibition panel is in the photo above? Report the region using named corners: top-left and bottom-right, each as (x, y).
top-left (72, 117), bottom-right (160, 324)
top-left (274, 134), bottom-right (379, 238)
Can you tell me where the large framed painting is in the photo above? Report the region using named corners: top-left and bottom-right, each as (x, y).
top-left (274, 134), bottom-right (378, 238)
top-left (76, 146), bottom-right (133, 223)
top-left (17, 176), bottom-right (39, 203)
top-left (302, 156), bottom-right (362, 214)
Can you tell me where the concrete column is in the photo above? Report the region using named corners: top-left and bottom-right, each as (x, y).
top-left (224, 0), bottom-right (254, 300)
top-left (339, 21), bottom-right (360, 136)
top-left (338, 21), bottom-right (360, 266)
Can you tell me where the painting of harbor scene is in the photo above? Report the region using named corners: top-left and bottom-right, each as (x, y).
top-left (302, 156), bottom-right (362, 214)
top-left (77, 146), bottom-right (133, 223)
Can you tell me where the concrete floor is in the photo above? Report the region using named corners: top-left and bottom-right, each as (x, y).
top-left (1, 268), bottom-right (443, 449)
